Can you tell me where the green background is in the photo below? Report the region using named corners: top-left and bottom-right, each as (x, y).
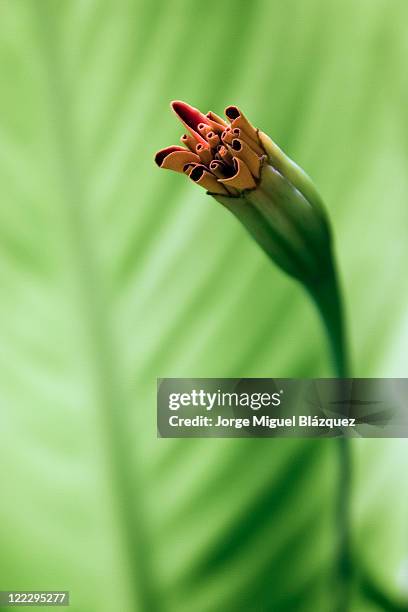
top-left (0, 0), bottom-right (407, 610)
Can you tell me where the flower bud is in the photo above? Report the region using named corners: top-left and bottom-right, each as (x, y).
top-left (155, 100), bottom-right (349, 377)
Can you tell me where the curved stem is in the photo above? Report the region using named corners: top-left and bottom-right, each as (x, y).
top-left (311, 261), bottom-right (408, 612)
top-left (336, 437), bottom-right (353, 612)
top-left (309, 256), bottom-right (350, 379)
top-left (308, 256), bottom-right (353, 612)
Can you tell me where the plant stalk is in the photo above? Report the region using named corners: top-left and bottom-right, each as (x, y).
top-left (308, 256), bottom-right (350, 379)
top-left (308, 257), bottom-right (353, 612)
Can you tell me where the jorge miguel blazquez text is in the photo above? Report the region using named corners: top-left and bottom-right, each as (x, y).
top-left (166, 389), bottom-right (356, 430)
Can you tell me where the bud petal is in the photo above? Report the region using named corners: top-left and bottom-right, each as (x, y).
top-left (225, 105), bottom-right (259, 142)
top-left (171, 100), bottom-right (210, 144)
top-left (180, 133), bottom-right (200, 152)
top-left (206, 111), bottom-right (228, 130)
top-left (189, 165), bottom-right (229, 195)
top-left (155, 146), bottom-right (200, 173)
top-left (228, 138), bottom-right (263, 179)
top-left (217, 145), bottom-right (234, 165)
top-left (196, 143), bottom-right (212, 164)
top-left (206, 131), bottom-right (221, 147)
top-left (232, 127), bottom-right (264, 156)
top-left (221, 128), bottom-right (233, 145)
top-left (218, 157), bottom-right (256, 190)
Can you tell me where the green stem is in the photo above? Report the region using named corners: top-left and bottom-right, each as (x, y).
top-left (336, 437), bottom-right (353, 612)
top-left (308, 257), bottom-right (353, 612)
top-left (313, 262), bottom-right (408, 612)
top-left (308, 256), bottom-right (350, 379)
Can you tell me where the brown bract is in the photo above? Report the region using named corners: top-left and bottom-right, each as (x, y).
top-left (155, 101), bottom-right (266, 195)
